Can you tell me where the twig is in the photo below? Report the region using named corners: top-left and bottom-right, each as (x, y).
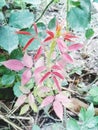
top-left (35, 0), bottom-right (54, 23)
top-left (0, 114), bottom-right (23, 130)
top-left (6, 115), bottom-right (33, 121)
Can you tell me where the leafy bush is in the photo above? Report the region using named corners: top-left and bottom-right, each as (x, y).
top-left (0, 0), bottom-right (98, 129)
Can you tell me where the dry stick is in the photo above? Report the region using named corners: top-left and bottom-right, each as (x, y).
top-left (0, 114), bottom-right (23, 130)
top-left (7, 107), bottom-right (29, 130)
top-left (0, 102), bottom-right (28, 129)
top-left (7, 115), bottom-right (33, 121)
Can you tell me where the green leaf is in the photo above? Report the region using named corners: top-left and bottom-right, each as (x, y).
top-left (0, 66), bottom-right (10, 75)
top-left (10, 48), bottom-right (23, 60)
top-left (88, 86), bottom-right (98, 96)
top-left (32, 124), bottom-right (40, 130)
top-left (0, 0), bottom-right (6, 8)
top-left (0, 12), bottom-right (4, 20)
top-left (9, 10), bottom-right (34, 29)
top-left (79, 108), bottom-right (87, 121)
top-left (0, 54), bottom-right (6, 62)
top-left (85, 116), bottom-right (98, 128)
top-left (67, 7), bottom-right (90, 30)
top-left (37, 22), bottom-right (46, 39)
top-left (80, 0), bottom-right (91, 13)
top-left (54, 0), bottom-right (60, 3)
top-left (66, 118), bottom-right (80, 130)
top-left (13, 0), bottom-right (26, 8)
top-left (71, 1), bottom-right (80, 7)
top-left (13, 82), bottom-right (23, 97)
top-left (93, 0), bottom-right (98, 3)
top-left (85, 28), bottom-right (94, 39)
top-left (86, 104), bottom-right (95, 120)
top-left (19, 104), bottom-right (29, 115)
top-left (0, 26), bottom-right (18, 53)
top-left (48, 17), bottom-right (56, 30)
top-left (37, 22), bottom-right (46, 30)
top-left (1, 74), bottom-right (15, 86)
top-left (24, 0), bottom-right (41, 5)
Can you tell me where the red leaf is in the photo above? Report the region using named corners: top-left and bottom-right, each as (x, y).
top-left (56, 60), bottom-right (66, 69)
top-left (23, 37), bottom-right (35, 51)
top-left (23, 53), bottom-right (33, 68)
top-left (62, 53), bottom-right (73, 63)
top-left (34, 73), bottom-right (41, 84)
top-left (68, 43), bottom-right (83, 51)
top-left (22, 69), bottom-right (32, 85)
top-left (40, 96), bottom-right (54, 108)
top-left (44, 36), bottom-right (53, 42)
top-left (15, 31), bottom-right (32, 35)
top-left (52, 65), bottom-right (61, 70)
top-left (64, 33), bottom-right (78, 41)
top-left (53, 100), bottom-right (63, 120)
top-left (34, 66), bottom-right (46, 75)
top-left (39, 72), bottom-right (51, 84)
top-left (52, 71), bottom-right (64, 79)
top-left (3, 60), bottom-right (24, 71)
top-left (53, 76), bottom-right (61, 91)
top-left (14, 95), bottom-right (27, 107)
top-left (38, 86), bottom-right (51, 94)
top-left (57, 38), bottom-right (67, 53)
top-left (33, 23), bottom-right (38, 34)
top-left (55, 93), bottom-right (71, 107)
top-left (34, 47), bottom-right (43, 61)
top-left (46, 30), bottom-right (54, 38)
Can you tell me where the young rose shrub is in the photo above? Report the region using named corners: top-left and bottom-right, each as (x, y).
top-left (2, 21), bottom-right (83, 120)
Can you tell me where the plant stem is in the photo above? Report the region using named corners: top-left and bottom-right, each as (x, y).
top-left (66, 0), bottom-right (69, 32)
top-left (35, 0), bottom-right (54, 23)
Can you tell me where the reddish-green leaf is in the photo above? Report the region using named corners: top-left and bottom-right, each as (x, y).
top-left (3, 60), bottom-right (24, 71)
top-left (28, 93), bottom-right (38, 112)
top-left (53, 100), bottom-right (63, 120)
top-left (23, 53), bottom-right (33, 68)
top-left (19, 104), bottom-right (29, 115)
top-left (64, 33), bottom-right (78, 41)
top-left (16, 31), bottom-right (32, 35)
top-left (21, 69), bottom-right (32, 85)
top-left (62, 53), bottom-right (73, 63)
top-left (34, 47), bottom-right (43, 61)
top-left (46, 30), bottom-right (54, 38)
top-left (33, 23), bottom-right (38, 34)
top-left (39, 72), bottom-right (51, 84)
top-left (52, 71), bottom-right (64, 79)
top-left (44, 36), bottom-right (53, 42)
top-left (53, 76), bottom-right (61, 91)
top-left (40, 96), bottom-right (54, 108)
top-left (55, 93), bottom-right (71, 107)
top-left (68, 43), bottom-right (83, 51)
top-left (57, 38), bottom-right (67, 53)
top-left (52, 65), bottom-right (61, 70)
top-left (14, 95), bottom-right (27, 107)
top-left (23, 37), bottom-right (35, 51)
top-left (34, 66), bottom-right (46, 75)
